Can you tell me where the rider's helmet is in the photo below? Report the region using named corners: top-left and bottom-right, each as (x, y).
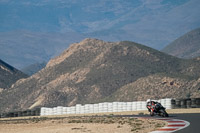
top-left (146, 99), bottom-right (151, 103)
top-left (146, 99), bottom-right (151, 106)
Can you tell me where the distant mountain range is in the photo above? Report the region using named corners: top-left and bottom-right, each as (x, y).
top-left (21, 62), bottom-right (46, 76)
top-left (0, 59), bottom-right (27, 89)
top-left (0, 39), bottom-right (199, 112)
top-left (1, 0), bottom-right (200, 69)
top-left (162, 28), bottom-right (200, 59)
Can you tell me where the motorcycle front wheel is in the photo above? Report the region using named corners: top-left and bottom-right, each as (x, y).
top-left (150, 111), bottom-right (154, 116)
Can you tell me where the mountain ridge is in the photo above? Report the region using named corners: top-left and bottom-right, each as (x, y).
top-left (0, 38), bottom-right (200, 113)
top-left (0, 59), bottom-right (27, 89)
top-left (162, 28), bottom-right (200, 58)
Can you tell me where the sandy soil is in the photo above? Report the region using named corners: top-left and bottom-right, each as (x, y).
top-left (0, 123), bottom-right (132, 133)
top-left (166, 108), bottom-right (200, 114)
top-left (1, 108), bottom-right (198, 133)
top-left (0, 117), bottom-right (166, 133)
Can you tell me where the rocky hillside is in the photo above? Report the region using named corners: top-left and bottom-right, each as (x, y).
top-left (0, 38), bottom-right (200, 112)
top-left (162, 28), bottom-right (200, 58)
top-left (103, 74), bottom-right (200, 102)
top-left (0, 59), bottom-right (27, 89)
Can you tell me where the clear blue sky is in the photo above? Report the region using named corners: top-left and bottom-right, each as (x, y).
top-left (0, 0), bottom-right (200, 68)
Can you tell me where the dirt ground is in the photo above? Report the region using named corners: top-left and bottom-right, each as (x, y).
top-left (1, 108), bottom-right (199, 133)
top-left (0, 116), bottom-right (166, 133)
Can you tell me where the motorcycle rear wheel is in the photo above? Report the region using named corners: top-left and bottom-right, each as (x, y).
top-left (160, 109), bottom-right (168, 117)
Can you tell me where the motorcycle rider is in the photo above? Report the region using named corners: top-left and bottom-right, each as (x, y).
top-left (146, 99), bottom-right (160, 116)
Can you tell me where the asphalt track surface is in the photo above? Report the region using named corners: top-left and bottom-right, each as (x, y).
top-left (126, 113), bottom-right (200, 133)
top-left (170, 113), bottom-right (200, 133)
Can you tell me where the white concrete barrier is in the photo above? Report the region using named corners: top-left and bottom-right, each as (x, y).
top-left (165, 98), bottom-right (172, 109)
top-left (141, 101), bottom-right (147, 110)
top-left (40, 98), bottom-right (174, 116)
top-left (93, 104), bottom-right (99, 113)
top-left (127, 102), bottom-right (132, 111)
top-left (112, 102), bottom-right (118, 112)
top-left (75, 104), bottom-right (81, 114)
top-left (108, 103), bottom-right (113, 112)
top-left (132, 101), bottom-right (137, 111)
top-left (136, 101), bottom-right (143, 111)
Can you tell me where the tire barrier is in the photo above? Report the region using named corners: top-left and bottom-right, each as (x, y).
top-left (175, 99), bottom-right (181, 108)
top-left (1, 98), bottom-right (200, 118)
top-left (191, 98), bottom-right (197, 108)
top-left (40, 98), bottom-right (199, 116)
top-left (186, 99), bottom-right (191, 108)
top-left (196, 98), bottom-right (200, 108)
top-left (180, 99), bottom-right (187, 108)
top-left (174, 98), bottom-right (200, 109)
top-left (171, 99), bottom-right (176, 109)
top-left (0, 108), bottom-right (41, 118)
top-left (40, 98), bottom-right (177, 116)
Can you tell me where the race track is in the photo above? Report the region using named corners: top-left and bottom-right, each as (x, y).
top-left (171, 113), bottom-right (200, 133)
top-left (0, 112), bottom-right (199, 132)
top-left (130, 113), bottom-right (200, 133)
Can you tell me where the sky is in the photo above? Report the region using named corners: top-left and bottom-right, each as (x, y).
top-left (0, 0), bottom-right (200, 69)
top-left (1, 0), bottom-right (199, 33)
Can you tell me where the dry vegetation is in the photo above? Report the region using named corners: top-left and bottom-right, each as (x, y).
top-left (0, 115), bottom-right (166, 133)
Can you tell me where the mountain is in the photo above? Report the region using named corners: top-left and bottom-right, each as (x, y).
top-left (0, 59), bottom-right (27, 89)
top-left (0, 38), bottom-right (200, 112)
top-left (1, 0), bottom-right (200, 69)
top-left (162, 28), bottom-right (200, 58)
top-left (21, 62), bottom-right (47, 76)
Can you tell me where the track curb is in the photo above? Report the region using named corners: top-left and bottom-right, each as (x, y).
top-left (149, 118), bottom-right (190, 133)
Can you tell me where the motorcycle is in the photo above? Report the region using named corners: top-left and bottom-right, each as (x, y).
top-left (147, 102), bottom-right (169, 117)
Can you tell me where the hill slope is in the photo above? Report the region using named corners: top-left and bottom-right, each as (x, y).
top-left (103, 74), bottom-right (200, 102)
top-left (0, 39), bottom-right (200, 112)
top-left (0, 59), bottom-right (27, 89)
top-left (162, 28), bottom-right (200, 58)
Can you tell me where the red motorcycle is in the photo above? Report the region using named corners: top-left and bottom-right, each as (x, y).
top-left (146, 101), bottom-right (169, 117)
